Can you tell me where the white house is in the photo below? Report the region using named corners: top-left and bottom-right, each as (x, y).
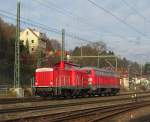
top-left (120, 76), bottom-right (129, 90)
top-left (20, 28), bottom-right (46, 54)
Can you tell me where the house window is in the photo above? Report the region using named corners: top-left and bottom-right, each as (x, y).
top-left (21, 40), bottom-right (24, 43)
top-left (26, 31), bottom-right (28, 35)
top-left (32, 48), bottom-right (34, 51)
top-left (31, 40), bottom-right (34, 43)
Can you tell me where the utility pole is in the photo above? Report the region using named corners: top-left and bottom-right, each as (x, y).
top-left (61, 29), bottom-right (65, 61)
top-left (97, 52), bottom-right (100, 68)
top-left (14, 0), bottom-right (24, 97)
top-left (81, 43), bottom-right (83, 56)
top-left (14, 0), bottom-right (20, 89)
top-left (58, 29), bottom-right (65, 96)
top-left (115, 57), bottom-right (118, 72)
top-left (140, 64), bottom-right (142, 79)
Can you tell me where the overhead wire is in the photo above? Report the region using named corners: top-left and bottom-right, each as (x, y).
top-left (34, 0), bottom-right (134, 41)
top-left (34, 0), bottom-right (90, 33)
top-left (22, 0), bottom-right (94, 43)
top-left (121, 0), bottom-right (150, 24)
top-left (1, 0), bottom-right (147, 46)
top-left (34, 0), bottom-right (94, 28)
top-left (87, 0), bottom-right (149, 39)
top-left (0, 9), bottom-right (93, 43)
top-left (121, 0), bottom-right (149, 35)
top-left (34, 0), bottom-right (105, 42)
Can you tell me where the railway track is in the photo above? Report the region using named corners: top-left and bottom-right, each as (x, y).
top-left (89, 101), bottom-right (150, 122)
top-left (50, 100), bottom-right (150, 122)
top-left (45, 100), bottom-right (150, 122)
top-left (0, 92), bottom-right (150, 122)
top-left (0, 96), bottom-right (133, 114)
top-left (0, 96), bottom-right (45, 104)
top-left (1, 93), bottom-right (150, 114)
top-left (5, 100), bottom-right (150, 122)
top-left (0, 90), bottom-right (149, 104)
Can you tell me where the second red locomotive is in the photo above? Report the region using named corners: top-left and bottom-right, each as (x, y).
top-left (34, 61), bottom-right (120, 97)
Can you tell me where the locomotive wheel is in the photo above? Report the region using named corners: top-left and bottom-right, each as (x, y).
top-left (98, 93), bottom-right (102, 96)
top-left (81, 93), bottom-right (85, 98)
top-left (63, 90), bottom-right (69, 98)
top-left (81, 90), bottom-right (88, 98)
top-left (41, 94), bottom-right (49, 98)
top-left (88, 93), bottom-right (92, 97)
top-left (101, 93), bottom-right (105, 96)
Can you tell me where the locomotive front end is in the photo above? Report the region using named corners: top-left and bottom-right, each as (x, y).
top-left (34, 68), bottom-right (54, 97)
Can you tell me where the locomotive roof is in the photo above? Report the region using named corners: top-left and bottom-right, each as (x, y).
top-left (36, 68), bottom-right (53, 72)
top-left (81, 67), bottom-right (116, 73)
top-left (82, 67), bottom-right (120, 76)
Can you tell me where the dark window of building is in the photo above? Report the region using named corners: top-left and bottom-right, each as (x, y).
top-left (26, 31), bottom-right (28, 35)
top-left (32, 48), bottom-right (34, 51)
top-left (21, 40), bottom-right (24, 43)
top-left (31, 40), bottom-right (34, 43)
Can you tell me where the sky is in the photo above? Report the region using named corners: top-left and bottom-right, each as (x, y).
top-left (1, 0), bottom-right (150, 63)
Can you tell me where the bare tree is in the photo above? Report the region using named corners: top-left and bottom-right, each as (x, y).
top-left (87, 41), bottom-right (107, 52)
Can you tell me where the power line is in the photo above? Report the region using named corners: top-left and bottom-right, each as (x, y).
top-left (121, 0), bottom-right (150, 24)
top-left (87, 0), bottom-right (149, 39)
top-left (0, 10), bottom-right (93, 43)
top-left (22, 0), bottom-right (96, 43)
top-left (32, 0), bottom-right (119, 38)
top-left (0, 8), bottom-right (144, 48)
top-left (34, 0), bottom-right (91, 31)
top-left (34, 0), bottom-right (93, 27)
top-left (35, 0), bottom-right (74, 18)
top-left (34, 0), bottom-right (133, 41)
top-left (0, 9), bottom-right (60, 33)
top-left (34, 0), bottom-right (108, 40)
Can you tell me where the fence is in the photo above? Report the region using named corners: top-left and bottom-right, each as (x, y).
top-left (0, 85), bottom-right (9, 96)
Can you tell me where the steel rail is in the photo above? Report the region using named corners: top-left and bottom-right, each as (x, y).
top-left (1, 93), bottom-right (150, 115)
top-left (0, 91), bottom-right (149, 104)
top-left (90, 101), bottom-right (150, 122)
top-left (49, 101), bottom-right (150, 122)
top-left (0, 96), bottom-right (131, 114)
top-left (7, 100), bottom-right (150, 122)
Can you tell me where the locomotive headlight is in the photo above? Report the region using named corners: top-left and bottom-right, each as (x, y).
top-left (50, 81), bottom-right (53, 85)
top-left (88, 78), bottom-right (92, 82)
top-left (35, 82), bottom-right (38, 86)
top-left (88, 78), bottom-right (92, 85)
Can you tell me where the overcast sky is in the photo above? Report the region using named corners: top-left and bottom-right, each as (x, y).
top-left (1, 0), bottom-right (150, 63)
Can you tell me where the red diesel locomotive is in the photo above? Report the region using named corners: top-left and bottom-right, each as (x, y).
top-left (34, 61), bottom-right (120, 97)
